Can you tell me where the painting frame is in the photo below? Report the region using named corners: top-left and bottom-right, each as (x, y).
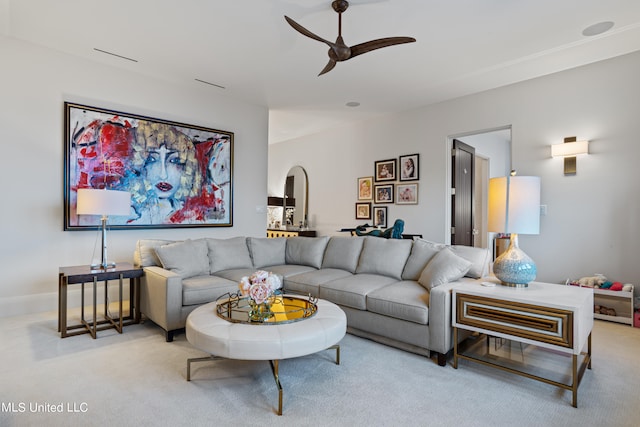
top-left (64, 102), bottom-right (234, 230)
top-left (374, 184), bottom-right (394, 204)
top-left (399, 153), bottom-right (420, 181)
top-left (374, 158), bottom-right (397, 182)
top-left (373, 206), bottom-right (388, 228)
top-left (355, 202), bottom-right (372, 220)
top-left (396, 183), bottom-right (419, 205)
top-left (357, 176), bottom-right (373, 200)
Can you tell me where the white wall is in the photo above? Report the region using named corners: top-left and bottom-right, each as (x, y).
top-left (0, 36), bottom-right (269, 316)
top-left (270, 51), bottom-right (640, 291)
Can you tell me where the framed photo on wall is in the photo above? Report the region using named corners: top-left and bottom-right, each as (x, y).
top-left (357, 176), bottom-right (373, 200)
top-left (373, 206), bottom-right (388, 228)
top-left (374, 159), bottom-right (397, 182)
top-left (64, 102), bottom-right (234, 230)
top-left (396, 183), bottom-right (419, 204)
top-left (374, 184), bottom-right (394, 203)
top-left (399, 153), bottom-right (419, 181)
top-left (355, 202), bottom-right (372, 220)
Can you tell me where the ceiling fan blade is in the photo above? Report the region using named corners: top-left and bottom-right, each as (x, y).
top-left (284, 16), bottom-right (333, 46)
top-left (349, 37), bottom-right (416, 58)
top-left (318, 59), bottom-right (337, 76)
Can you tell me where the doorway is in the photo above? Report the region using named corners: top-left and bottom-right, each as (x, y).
top-left (446, 127), bottom-right (512, 248)
top-left (451, 139), bottom-right (475, 246)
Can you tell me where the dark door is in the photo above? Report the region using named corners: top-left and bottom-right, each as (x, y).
top-left (451, 139), bottom-right (475, 246)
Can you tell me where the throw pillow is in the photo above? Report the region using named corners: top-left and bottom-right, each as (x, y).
top-left (248, 237), bottom-right (286, 268)
top-left (155, 239), bottom-right (209, 278)
top-left (401, 239), bottom-right (445, 281)
top-left (418, 248), bottom-right (472, 291)
top-left (207, 237), bottom-right (253, 273)
top-left (285, 236), bottom-right (330, 269)
top-left (450, 245), bottom-right (490, 279)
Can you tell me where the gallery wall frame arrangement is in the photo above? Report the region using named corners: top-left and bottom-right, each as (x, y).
top-left (374, 159), bottom-right (397, 182)
top-left (373, 206), bottom-right (387, 228)
top-left (374, 184), bottom-right (394, 204)
top-left (396, 183), bottom-right (419, 204)
top-left (355, 202), bottom-right (372, 220)
top-left (399, 153), bottom-right (419, 181)
top-left (64, 102), bottom-right (234, 230)
top-left (358, 176), bottom-right (373, 200)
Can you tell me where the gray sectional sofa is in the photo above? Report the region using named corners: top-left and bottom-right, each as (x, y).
top-left (134, 235), bottom-right (489, 365)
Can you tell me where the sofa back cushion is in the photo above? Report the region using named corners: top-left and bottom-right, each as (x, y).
top-left (285, 236), bottom-right (329, 269)
top-left (248, 237), bottom-right (286, 268)
top-left (207, 237), bottom-right (253, 273)
top-left (401, 239), bottom-right (445, 280)
top-left (134, 239), bottom-right (174, 267)
top-left (321, 237), bottom-right (364, 273)
top-left (155, 239), bottom-right (210, 278)
top-left (356, 236), bottom-right (413, 280)
top-left (450, 245), bottom-right (490, 279)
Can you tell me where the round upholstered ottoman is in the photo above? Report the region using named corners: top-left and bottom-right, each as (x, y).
top-left (185, 297), bottom-right (346, 415)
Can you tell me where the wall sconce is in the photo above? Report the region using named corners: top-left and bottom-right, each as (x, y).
top-left (551, 136), bottom-right (589, 175)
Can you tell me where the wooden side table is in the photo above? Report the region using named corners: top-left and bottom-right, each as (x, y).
top-left (58, 263), bottom-right (143, 338)
top-left (452, 279), bottom-right (593, 407)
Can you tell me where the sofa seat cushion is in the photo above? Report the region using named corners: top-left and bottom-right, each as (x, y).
top-left (366, 281), bottom-right (429, 325)
top-left (213, 268), bottom-right (257, 283)
top-left (263, 264), bottom-right (316, 279)
top-left (319, 274), bottom-right (398, 310)
top-left (182, 275), bottom-right (238, 306)
top-left (284, 268), bottom-right (353, 297)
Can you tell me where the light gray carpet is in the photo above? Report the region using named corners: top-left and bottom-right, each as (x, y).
top-left (1, 308), bottom-right (639, 427)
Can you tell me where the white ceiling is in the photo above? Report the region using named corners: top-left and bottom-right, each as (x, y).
top-left (3, 0), bottom-right (640, 144)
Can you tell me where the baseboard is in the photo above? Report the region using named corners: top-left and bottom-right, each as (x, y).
top-left (0, 284), bottom-right (132, 318)
top-left (0, 292), bottom-right (58, 318)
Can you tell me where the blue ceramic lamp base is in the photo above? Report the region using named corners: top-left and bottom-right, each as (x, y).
top-left (493, 234), bottom-right (536, 287)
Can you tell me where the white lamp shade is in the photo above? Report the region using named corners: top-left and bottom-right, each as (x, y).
top-left (551, 140), bottom-right (589, 157)
top-left (76, 188), bottom-right (131, 216)
top-left (488, 176), bottom-right (540, 235)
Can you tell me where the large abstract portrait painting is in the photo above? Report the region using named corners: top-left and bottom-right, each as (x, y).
top-left (64, 102), bottom-right (233, 229)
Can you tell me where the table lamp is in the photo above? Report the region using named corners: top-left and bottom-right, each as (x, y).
top-left (76, 188), bottom-right (131, 270)
top-left (488, 173), bottom-right (541, 287)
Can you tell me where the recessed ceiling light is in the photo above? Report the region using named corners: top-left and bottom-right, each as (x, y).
top-left (582, 21), bottom-right (614, 37)
top-left (346, 101), bottom-right (360, 107)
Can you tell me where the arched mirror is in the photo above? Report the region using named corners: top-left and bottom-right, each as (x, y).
top-left (283, 166), bottom-right (308, 229)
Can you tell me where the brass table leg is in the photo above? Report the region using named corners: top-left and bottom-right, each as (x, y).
top-left (269, 360), bottom-right (283, 416)
top-left (328, 344), bottom-right (340, 364)
top-left (453, 327), bottom-right (458, 369)
top-left (186, 356), bottom-right (222, 381)
top-left (187, 344), bottom-right (342, 416)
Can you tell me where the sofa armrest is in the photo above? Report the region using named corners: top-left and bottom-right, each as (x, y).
top-left (140, 266), bottom-right (184, 333)
top-left (427, 281), bottom-right (460, 354)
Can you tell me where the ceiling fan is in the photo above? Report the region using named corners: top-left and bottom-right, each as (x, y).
top-left (284, 0), bottom-right (416, 76)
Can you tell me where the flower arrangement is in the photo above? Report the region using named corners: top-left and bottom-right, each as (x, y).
top-left (239, 270), bottom-right (282, 305)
